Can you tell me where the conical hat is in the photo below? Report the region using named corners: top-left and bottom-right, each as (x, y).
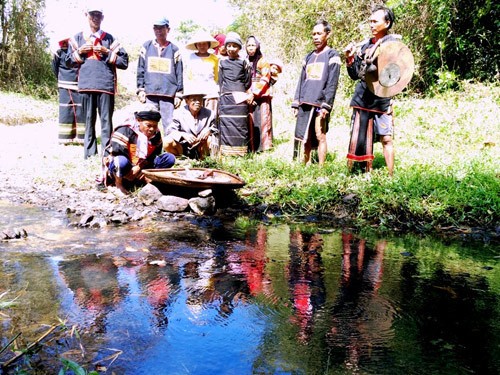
top-left (365, 40), bottom-right (415, 97)
top-left (185, 30), bottom-right (219, 51)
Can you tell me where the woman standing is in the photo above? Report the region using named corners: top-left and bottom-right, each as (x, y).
top-left (218, 32), bottom-right (253, 156)
top-left (245, 36), bottom-right (273, 152)
top-left (184, 30), bottom-right (220, 112)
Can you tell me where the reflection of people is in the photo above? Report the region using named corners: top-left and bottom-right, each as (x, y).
top-left (287, 228), bottom-right (326, 343)
top-left (292, 20), bottom-right (341, 166)
top-left (184, 30), bottom-right (220, 112)
top-left (136, 262), bottom-right (181, 330)
top-left (103, 104), bottom-right (175, 195)
top-left (344, 5), bottom-right (397, 175)
top-left (51, 36), bottom-right (85, 145)
top-left (66, 3), bottom-right (129, 159)
top-left (137, 17), bottom-right (183, 135)
top-left (163, 89), bottom-right (218, 159)
top-left (327, 233), bottom-right (389, 371)
top-left (218, 32), bottom-right (253, 156)
top-left (245, 36), bottom-right (273, 152)
top-left (58, 255), bottom-right (125, 332)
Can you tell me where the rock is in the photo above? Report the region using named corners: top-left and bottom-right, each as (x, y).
top-left (110, 213), bottom-right (129, 224)
top-left (189, 196), bottom-right (216, 215)
top-left (138, 183), bottom-right (163, 205)
top-left (89, 217), bottom-right (108, 228)
top-left (198, 189), bottom-right (213, 198)
top-left (79, 214), bottom-right (94, 226)
top-left (156, 195), bottom-right (189, 212)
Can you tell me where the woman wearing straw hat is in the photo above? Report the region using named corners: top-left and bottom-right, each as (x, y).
top-left (184, 30), bottom-right (220, 113)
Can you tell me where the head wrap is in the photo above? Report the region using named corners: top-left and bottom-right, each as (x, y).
top-left (134, 104), bottom-right (161, 122)
top-left (224, 32), bottom-right (242, 49)
top-left (246, 35), bottom-right (263, 76)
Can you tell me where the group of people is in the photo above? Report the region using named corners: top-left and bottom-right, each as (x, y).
top-left (292, 4), bottom-right (397, 175)
top-left (51, 3), bottom-right (398, 195)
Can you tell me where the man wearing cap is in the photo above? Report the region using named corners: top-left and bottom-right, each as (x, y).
top-left (163, 90), bottom-right (217, 160)
top-left (344, 4), bottom-right (398, 175)
top-left (137, 16), bottom-right (183, 136)
top-left (102, 104), bottom-right (176, 195)
top-left (67, 4), bottom-right (129, 159)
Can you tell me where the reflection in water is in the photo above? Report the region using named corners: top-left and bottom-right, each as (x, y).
top-left (327, 233), bottom-right (393, 372)
top-left (287, 228), bottom-right (326, 344)
top-left (0, 202), bottom-right (498, 374)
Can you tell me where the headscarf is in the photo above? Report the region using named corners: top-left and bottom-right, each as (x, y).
top-left (213, 33), bottom-right (226, 55)
top-left (246, 35), bottom-right (263, 78)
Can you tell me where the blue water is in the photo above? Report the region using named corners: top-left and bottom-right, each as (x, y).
top-left (0, 200), bottom-right (498, 374)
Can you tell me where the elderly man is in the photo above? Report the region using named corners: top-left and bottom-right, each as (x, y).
top-left (103, 104), bottom-right (176, 195)
top-left (137, 16), bottom-right (183, 135)
top-left (344, 5), bottom-right (397, 175)
top-left (67, 3), bottom-right (129, 159)
top-left (163, 90), bottom-right (217, 160)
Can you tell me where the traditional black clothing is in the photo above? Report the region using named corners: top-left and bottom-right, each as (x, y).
top-left (52, 47), bottom-right (85, 143)
top-left (291, 47), bottom-right (341, 157)
top-left (346, 36), bottom-right (398, 166)
top-left (218, 56), bottom-right (252, 156)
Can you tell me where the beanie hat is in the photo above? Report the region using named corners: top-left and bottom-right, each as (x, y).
top-left (224, 32), bottom-right (242, 49)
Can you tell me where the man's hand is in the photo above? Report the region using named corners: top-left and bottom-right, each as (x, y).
top-left (344, 42), bottom-right (357, 65)
top-left (78, 42), bottom-right (93, 55)
top-left (182, 132), bottom-right (197, 145)
top-left (198, 128), bottom-right (211, 142)
top-left (174, 96), bottom-right (182, 109)
top-left (292, 108), bottom-right (298, 118)
top-left (318, 108), bottom-right (329, 119)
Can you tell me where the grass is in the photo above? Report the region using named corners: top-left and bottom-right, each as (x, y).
top-left (1, 73), bottom-right (499, 237)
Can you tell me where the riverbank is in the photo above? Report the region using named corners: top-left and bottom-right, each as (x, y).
top-left (0, 84), bottom-right (499, 243)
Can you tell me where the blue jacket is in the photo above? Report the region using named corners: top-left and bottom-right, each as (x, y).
top-left (67, 30), bottom-right (129, 94)
top-left (137, 40), bottom-right (183, 98)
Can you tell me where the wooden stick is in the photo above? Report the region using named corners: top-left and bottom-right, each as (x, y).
top-left (2, 325), bottom-right (58, 368)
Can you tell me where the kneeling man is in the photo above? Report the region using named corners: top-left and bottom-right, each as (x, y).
top-left (163, 89), bottom-right (217, 159)
top-left (103, 104), bottom-right (176, 195)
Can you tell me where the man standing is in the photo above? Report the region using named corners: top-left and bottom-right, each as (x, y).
top-left (67, 3), bottom-right (129, 159)
top-left (344, 5), bottom-right (397, 175)
top-left (137, 17), bottom-right (183, 136)
top-left (51, 35), bottom-right (85, 145)
top-left (163, 89), bottom-right (217, 160)
top-left (291, 20), bottom-right (341, 166)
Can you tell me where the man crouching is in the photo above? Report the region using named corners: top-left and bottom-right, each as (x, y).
top-left (163, 89), bottom-right (218, 160)
top-left (103, 104), bottom-right (175, 195)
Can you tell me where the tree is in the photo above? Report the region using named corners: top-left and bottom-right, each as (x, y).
top-left (0, 0), bottom-right (54, 98)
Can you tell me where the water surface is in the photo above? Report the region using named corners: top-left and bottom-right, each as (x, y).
top-left (0, 200), bottom-right (498, 374)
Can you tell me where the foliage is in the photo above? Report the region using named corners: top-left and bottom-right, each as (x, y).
top-left (0, 0), bottom-right (56, 99)
top-left (58, 358), bottom-right (99, 375)
top-left (228, 0), bottom-right (499, 93)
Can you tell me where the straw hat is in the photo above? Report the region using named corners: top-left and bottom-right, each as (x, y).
top-left (181, 86), bottom-right (207, 99)
top-left (185, 30), bottom-right (219, 51)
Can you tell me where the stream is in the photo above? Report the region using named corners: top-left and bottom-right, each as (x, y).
top-left (0, 200), bottom-right (498, 374)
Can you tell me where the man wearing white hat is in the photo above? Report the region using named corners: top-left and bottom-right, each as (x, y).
top-left (163, 89), bottom-right (217, 160)
top-left (66, 2), bottom-right (129, 159)
top-left (137, 16), bottom-right (183, 136)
